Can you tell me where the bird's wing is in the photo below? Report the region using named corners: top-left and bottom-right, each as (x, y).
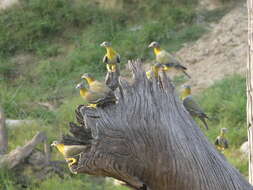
top-left (222, 138), bottom-right (229, 149)
top-left (183, 96), bottom-right (205, 117)
top-left (164, 63), bottom-right (174, 67)
top-left (214, 137), bottom-right (220, 146)
top-left (116, 54), bottom-right (120, 63)
top-left (199, 117), bottom-right (208, 130)
top-left (65, 145), bottom-right (88, 157)
top-left (91, 81), bottom-right (112, 94)
top-left (160, 50), bottom-right (187, 70)
top-left (85, 91), bottom-right (106, 104)
top-left (103, 55), bottom-right (108, 64)
top-left (86, 90), bottom-right (115, 105)
top-left (174, 63), bottom-right (187, 70)
top-left (156, 50), bottom-right (173, 64)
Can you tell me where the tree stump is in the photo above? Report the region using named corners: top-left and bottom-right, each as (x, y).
top-left (67, 60), bottom-right (252, 190)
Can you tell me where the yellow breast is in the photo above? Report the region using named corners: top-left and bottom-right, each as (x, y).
top-left (106, 47), bottom-right (117, 60)
top-left (56, 144), bottom-right (66, 156)
top-left (80, 89), bottom-right (87, 98)
top-left (181, 89), bottom-right (191, 100)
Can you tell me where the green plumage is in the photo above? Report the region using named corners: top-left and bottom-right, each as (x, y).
top-left (63, 145), bottom-right (88, 157)
top-left (156, 50), bottom-right (180, 65)
top-left (183, 95), bottom-right (209, 130)
top-left (214, 136), bottom-right (229, 149)
top-left (84, 89), bottom-right (115, 105)
top-left (77, 82), bottom-right (116, 107)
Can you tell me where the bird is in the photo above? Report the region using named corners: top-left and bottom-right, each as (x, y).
top-left (100, 41), bottom-right (120, 73)
top-left (146, 63), bottom-right (163, 80)
top-left (181, 85), bottom-right (209, 130)
top-left (148, 41), bottom-right (191, 78)
top-left (51, 140), bottom-right (88, 167)
top-left (76, 82), bottom-right (116, 108)
top-left (81, 73), bottom-right (113, 95)
top-left (215, 128), bottom-right (229, 151)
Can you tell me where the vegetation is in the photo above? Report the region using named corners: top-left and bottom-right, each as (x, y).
top-left (0, 0), bottom-right (242, 189)
top-left (199, 75), bottom-right (247, 175)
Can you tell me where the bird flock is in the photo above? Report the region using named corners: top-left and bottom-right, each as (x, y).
top-left (51, 41), bottom-right (228, 169)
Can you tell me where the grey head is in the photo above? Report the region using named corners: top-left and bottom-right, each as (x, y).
top-left (148, 41), bottom-right (160, 48)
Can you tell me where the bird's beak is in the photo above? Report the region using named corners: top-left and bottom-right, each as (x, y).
top-left (50, 143), bottom-right (55, 147)
top-left (100, 42), bottom-right (105, 47)
top-left (81, 74), bottom-right (86, 79)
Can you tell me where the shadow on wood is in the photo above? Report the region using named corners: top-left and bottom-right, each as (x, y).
top-left (66, 60), bottom-right (252, 190)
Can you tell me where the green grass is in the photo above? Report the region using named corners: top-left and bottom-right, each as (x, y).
top-left (30, 176), bottom-right (130, 190)
top-left (199, 75), bottom-right (246, 146)
top-left (0, 0), bottom-right (126, 56)
top-left (0, 0), bottom-right (207, 121)
top-left (0, 168), bottom-right (17, 190)
top-left (195, 75), bottom-right (248, 175)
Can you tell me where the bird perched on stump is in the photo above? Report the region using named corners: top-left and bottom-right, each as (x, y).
top-left (51, 140), bottom-right (88, 167)
top-left (146, 63), bottom-right (163, 80)
top-left (100, 41), bottom-right (121, 91)
top-left (215, 128), bottom-right (229, 151)
top-left (100, 41), bottom-right (120, 73)
top-left (148, 41), bottom-right (190, 78)
top-left (81, 73), bottom-right (113, 95)
top-left (76, 82), bottom-right (116, 108)
top-left (181, 85), bottom-right (209, 130)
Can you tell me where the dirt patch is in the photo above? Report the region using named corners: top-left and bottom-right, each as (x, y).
top-left (175, 3), bottom-right (247, 93)
top-left (0, 0), bottom-right (19, 10)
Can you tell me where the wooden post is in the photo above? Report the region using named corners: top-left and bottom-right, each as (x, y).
top-left (0, 106), bottom-right (8, 155)
top-left (247, 0), bottom-right (253, 184)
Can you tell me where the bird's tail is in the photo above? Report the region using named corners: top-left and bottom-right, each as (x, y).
top-left (75, 105), bottom-right (85, 126)
top-left (118, 84), bottom-right (124, 100)
top-left (199, 117), bottom-right (209, 130)
top-left (98, 94), bottom-right (117, 108)
top-left (202, 113), bottom-right (209, 119)
top-left (182, 70), bottom-right (191, 79)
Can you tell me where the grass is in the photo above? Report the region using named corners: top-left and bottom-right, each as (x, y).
top-left (196, 75), bottom-right (248, 175)
top-left (0, 0), bottom-right (125, 56)
top-left (0, 0), bottom-right (240, 189)
top-left (200, 75), bottom-right (246, 146)
top-left (0, 0), bottom-right (207, 121)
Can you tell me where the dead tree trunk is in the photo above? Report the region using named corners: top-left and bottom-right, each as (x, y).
top-left (248, 0), bottom-right (253, 184)
top-left (0, 132), bottom-right (47, 169)
top-left (0, 106), bottom-right (8, 155)
top-left (67, 60), bottom-right (253, 190)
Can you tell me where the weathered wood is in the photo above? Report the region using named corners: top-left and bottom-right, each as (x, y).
top-left (0, 132), bottom-right (46, 169)
top-left (67, 60), bottom-right (253, 190)
top-left (43, 136), bottom-right (51, 165)
top-left (105, 67), bottom-right (120, 91)
top-left (0, 106), bottom-right (8, 155)
top-left (248, 0), bottom-right (253, 184)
